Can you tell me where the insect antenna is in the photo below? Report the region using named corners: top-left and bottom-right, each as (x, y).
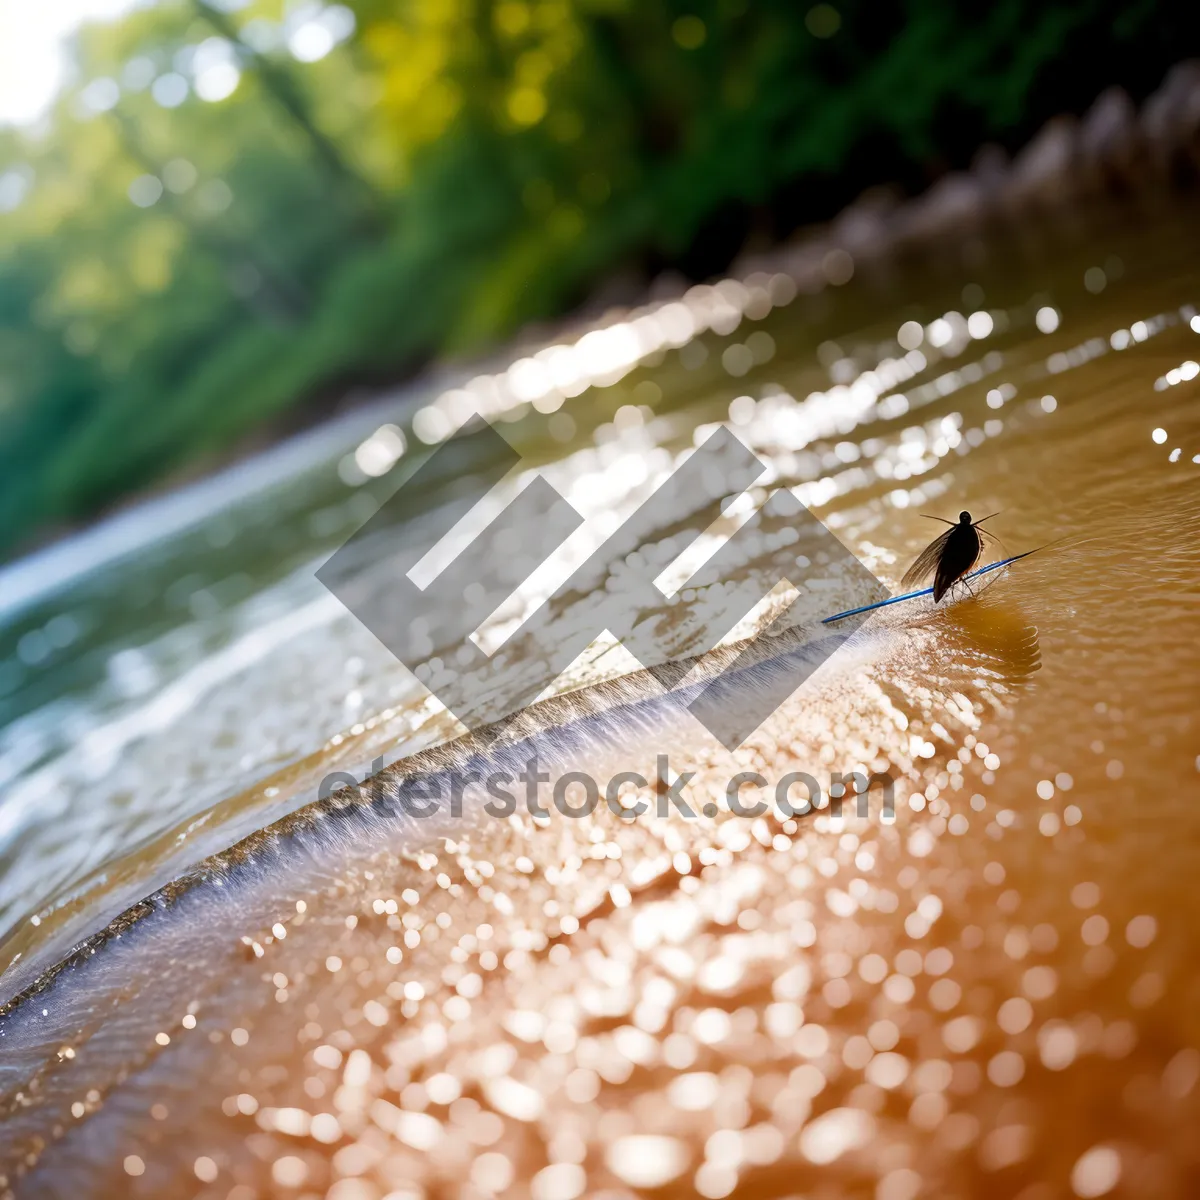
top-left (919, 513), bottom-right (957, 526)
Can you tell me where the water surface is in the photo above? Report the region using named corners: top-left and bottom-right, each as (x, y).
top-left (1, 199), bottom-right (1199, 1199)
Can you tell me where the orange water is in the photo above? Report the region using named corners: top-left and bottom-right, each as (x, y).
top-left (2, 202), bottom-right (1199, 1199)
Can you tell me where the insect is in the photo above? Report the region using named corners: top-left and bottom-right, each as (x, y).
top-left (902, 511), bottom-right (1001, 602)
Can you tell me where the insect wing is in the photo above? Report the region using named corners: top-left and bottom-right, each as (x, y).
top-left (901, 526), bottom-right (954, 588)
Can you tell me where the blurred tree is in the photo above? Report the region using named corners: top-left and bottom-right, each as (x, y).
top-left (192, 0), bottom-right (386, 230)
top-left (0, 0), bottom-right (1196, 554)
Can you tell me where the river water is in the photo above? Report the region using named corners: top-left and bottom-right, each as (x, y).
top-left (1, 196), bottom-right (1199, 1199)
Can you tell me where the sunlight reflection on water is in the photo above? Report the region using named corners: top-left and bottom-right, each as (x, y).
top-left (2, 203), bottom-right (1200, 1199)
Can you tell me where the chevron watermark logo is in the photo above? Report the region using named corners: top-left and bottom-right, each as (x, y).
top-left (318, 416), bottom-right (887, 750)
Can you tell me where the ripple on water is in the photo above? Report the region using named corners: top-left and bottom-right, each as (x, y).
top-left (3, 203), bottom-right (1200, 1198)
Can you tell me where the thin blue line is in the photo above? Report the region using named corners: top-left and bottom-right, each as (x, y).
top-left (821, 552), bottom-right (1033, 625)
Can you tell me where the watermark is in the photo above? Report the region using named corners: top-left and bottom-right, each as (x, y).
top-left (317, 415), bottom-right (887, 750)
top-left (318, 755), bottom-right (896, 824)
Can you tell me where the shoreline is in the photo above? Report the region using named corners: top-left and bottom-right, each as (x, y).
top-left (3, 64), bottom-right (1198, 623)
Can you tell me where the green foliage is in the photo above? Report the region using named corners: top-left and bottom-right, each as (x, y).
top-left (0, 0), bottom-right (1188, 554)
